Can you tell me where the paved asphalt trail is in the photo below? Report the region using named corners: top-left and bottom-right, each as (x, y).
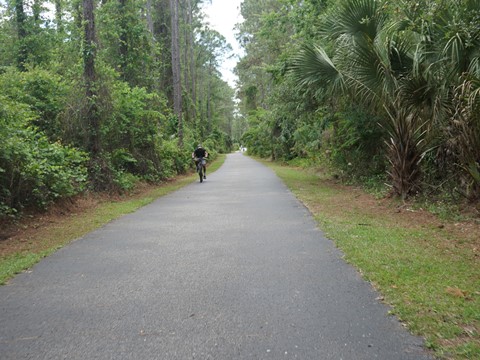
top-left (0, 153), bottom-right (432, 360)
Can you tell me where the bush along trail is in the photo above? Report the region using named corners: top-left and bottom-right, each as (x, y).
top-left (264, 160), bottom-right (479, 360)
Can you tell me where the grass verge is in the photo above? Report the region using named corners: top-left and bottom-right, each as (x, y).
top-left (0, 155), bottom-right (226, 285)
top-left (264, 160), bottom-right (479, 360)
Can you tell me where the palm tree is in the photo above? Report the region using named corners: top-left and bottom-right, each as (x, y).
top-left (432, 0), bottom-right (480, 201)
top-left (448, 78), bottom-right (480, 200)
top-left (290, 0), bottom-right (480, 201)
top-left (404, 0), bottom-right (480, 200)
top-left (290, 0), bottom-right (429, 199)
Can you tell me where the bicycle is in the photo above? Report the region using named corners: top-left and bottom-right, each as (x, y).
top-left (194, 157), bottom-right (207, 183)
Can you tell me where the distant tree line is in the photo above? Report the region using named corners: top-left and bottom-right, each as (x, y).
top-left (0, 0), bottom-right (236, 217)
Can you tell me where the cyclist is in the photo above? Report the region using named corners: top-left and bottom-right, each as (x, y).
top-left (192, 144), bottom-right (208, 180)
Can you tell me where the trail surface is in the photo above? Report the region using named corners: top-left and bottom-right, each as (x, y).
top-left (0, 153), bottom-right (432, 359)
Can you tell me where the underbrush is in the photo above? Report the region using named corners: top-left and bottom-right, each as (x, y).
top-left (285, 155), bottom-right (479, 223)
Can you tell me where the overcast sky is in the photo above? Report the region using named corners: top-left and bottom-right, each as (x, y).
top-left (201, 0), bottom-right (244, 87)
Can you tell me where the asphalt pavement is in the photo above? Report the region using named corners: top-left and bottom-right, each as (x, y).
top-left (0, 153), bottom-right (433, 359)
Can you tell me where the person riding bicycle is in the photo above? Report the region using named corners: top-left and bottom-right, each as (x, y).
top-left (192, 144), bottom-right (208, 179)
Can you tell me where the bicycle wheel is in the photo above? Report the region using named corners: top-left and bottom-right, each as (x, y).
top-left (198, 163), bottom-right (203, 182)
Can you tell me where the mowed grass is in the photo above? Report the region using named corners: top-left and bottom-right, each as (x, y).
top-left (0, 155), bottom-right (226, 285)
top-left (265, 161), bottom-right (479, 360)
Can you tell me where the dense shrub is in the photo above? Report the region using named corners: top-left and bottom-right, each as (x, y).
top-left (324, 109), bottom-right (387, 181)
top-left (157, 139), bottom-right (191, 178)
top-left (0, 96), bottom-right (88, 217)
top-left (204, 129), bottom-right (232, 154)
top-left (104, 81), bottom-right (167, 179)
top-left (0, 67), bottom-right (68, 140)
top-left (241, 109), bottom-right (274, 158)
top-left (292, 109), bottom-right (331, 161)
top-left (202, 139), bottom-right (218, 160)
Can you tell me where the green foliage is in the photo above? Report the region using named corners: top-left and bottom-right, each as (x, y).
top-left (444, 78), bottom-right (480, 201)
top-left (202, 139), bottom-right (218, 160)
top-left (204, 128), bottom-right (232, 155)
top-left (0, 67), bottom-right (68, 140)
top-left (0, 15), bottom-right (16, 67)
top-left (328, 108), bottom-right (387, 180)
top-left (271, 76), bottom-right (325, 161)
top-left (157, 139), bottom-right (191, 178)
top-left (112, 169), bottom-right (139, 192)
top-left (0, 95), bottom-right (88, 217)
top-left (241, 109), bottom-right (274, 158)
top-left (0, 0), bottom-right (59, 69)
top-left (292, 118), bottom-right (324, 160)
top-left (0, 0), bottom-right (238, 218)
top-left (104, 80), bottom-right (167, 178)
top-left (58, 63), bottom-right (195, 187)
top-left (96, 0), bottom-right (155, 88)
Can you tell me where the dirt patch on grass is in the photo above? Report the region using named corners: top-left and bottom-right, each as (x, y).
top-left (300, 176), bottom-right (480, 259)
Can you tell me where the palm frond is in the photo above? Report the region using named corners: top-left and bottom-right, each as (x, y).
top-left (345, 32), bottom-right (402, 103)
top-left (443, 33), bottom-right (468, 74)
top-left (388, 34), bottom-right (414, 77)
top-left (468, 57), bottom-right (480, 78)
top-left (289, 44), bottom-right (345, 94)
top-left (325, 0), bottom-right (387, 42)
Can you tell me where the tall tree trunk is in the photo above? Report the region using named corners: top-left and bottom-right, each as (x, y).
top-left (146, 0), bottom-right (154, 38)
top-left (181, 0), bottom-right (189, 123)
top-left (186, 0), bottom-right (196, 121)
top-left (83, 0), bottom-right (100, 158)
top-left (15, 0), bottom-right (27, 70)
top-left (55, 0), bottom-right (63, 33)
top-left (183, 0), bottom-right (188, 92)
top-left (33, 0), bottom-right (41, 23)
top-left (119, 0), bottom-right (128, 80)
top-left (198, 66), bottom-right (205, 138)
top-left (207, 62), bottom-right (212, 133)
top-left (170, 0), bottom-right (183, 146)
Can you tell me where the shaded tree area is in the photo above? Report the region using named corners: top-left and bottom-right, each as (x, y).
top-left (0, 0), bottom-right (235, 217)
top-left (236, 0), bottom-right (480, 204)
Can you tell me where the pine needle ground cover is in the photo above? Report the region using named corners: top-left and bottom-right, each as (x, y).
top-left (266, 161), bottom-right (479, 360)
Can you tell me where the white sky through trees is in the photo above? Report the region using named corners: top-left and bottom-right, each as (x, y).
top-left (201, 0), bottom-right (244, 87)
top-left (4, 0), bottom-right (244, 87)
